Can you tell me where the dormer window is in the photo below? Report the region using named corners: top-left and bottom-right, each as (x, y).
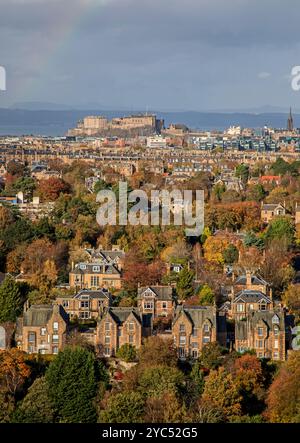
top-left (272, 315), bottom-right (280, 325)
top-left (79, 264), bottom-right (86, 270)
top-left (274, 326), bottom-right (279, 336)
top-left (237, 303), bottom-right (244, 312)
top-left (93, 266), bottom-right (100, 272)
top-left (179, 324), bottom-right (185, 332)
top-left (128, 322), bottom-right (135, 331)
top-left (260, 303), bottom-right (267, 311)
top-left (203, 324), bottom-right (210, 333)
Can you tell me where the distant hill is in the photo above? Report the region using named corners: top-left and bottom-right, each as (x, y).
top-left (0, 108), bottom-right (298, 136)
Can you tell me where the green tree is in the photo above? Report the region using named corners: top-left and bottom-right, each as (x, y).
top-left (200, 342), bottom-right (227, 370)
top-left (176, 266), bottom-right (194, 300)
top-left (45, 347), bottom-right (99, 423)
top-left (13, 377), bottom-right (55, 423)
top-left (139, 365), bottom-right (185, 397)
top-left (0, 276), bottom-right (23, 322)
top-left (116, 344), bottom-right (137, 362)
top-left (235, 164), bottom-right (249, 186)
top-left (99, 392), bottom-right (145, 423)
top-left (222, 244), bottom-right (239, 265)
top-left (198, 284), bottom-right (215, 305)
top-left (265, 216), bottom-right (295, 246)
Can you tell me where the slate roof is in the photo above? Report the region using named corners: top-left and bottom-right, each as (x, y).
top-left (233, 289), bottom-right (272, 304)
top-left (138, 286), bottom-right (174, 300)
top-left (70, 262), bottom-right (120, 275)
top-left (261, 203), bottom-right (284, 211)
top-left (59, 289), bottom-right (112, 301)
top-left (173, 305), bottom-right (216, 328)
top-left (22, 304), bottom-right (69, 327)
top-left (234, 274), bottom-right (269, 286)
top-left (104, 307), bottom-right (142, 326)
top-left (235, 310), bottom-right (285, 341)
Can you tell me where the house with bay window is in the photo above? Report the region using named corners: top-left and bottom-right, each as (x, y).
top-left (56, 288), bottom-right (112, 320)
top-left (137, 285), bottom-right (176, 318)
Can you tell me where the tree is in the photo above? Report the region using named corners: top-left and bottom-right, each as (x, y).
top-left (198, 284), bottom-right (214, 305)
top-left (99, 391), bottom-right (145, 423)
top-left (265, 352), bottom-right (300, 423)
top-left (138, 337), bottom-right (178, 368)
top-left (138, 365), bottom-right (185, 398)
top-left (222, 244), bottom-right (239, 265)
top-left (176, 266), bottom-right (194, 300)
top-left (116, 344), bottom-right (137, 362)
top-left (0, 206), bottom-right (14, 230)
top-left (235, 164), bottom-right (249, 186)
top-left (144, 391), bottom-right (186, 423)
top-left (203, 236), bottom-right (229, 264)
top-left (265, 216), bottom-right (295, 246)
top-left (202, 367), bottom-right (242, 420)
top-left (13, 377), bottom-right (55, 423)
top-left (200, 342), bottom-right (227, 370)
top-left (0, 348), bottom-right (31, 396)
top-left (45, 347), bottom-right (99, 423)
top-left (0, 276), bottom-right (23, 322)
top-left (283, 284), bottom-right (300, 321)
top-left (189, 360), bottom-right (205, 396)
top-left (37, 177), bottom-right (69, 202)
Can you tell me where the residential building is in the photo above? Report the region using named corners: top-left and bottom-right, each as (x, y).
top-left (232, 290), bottom-right (273, 320)
top-left (137, 285), bottom-right (176, 318)
top-left (69, 262), bottom-right (122, 290)
top-left (96, 307), bottom-right (146, 357)
top-left (235, 310), bottom-right (287, 361)
top-left (55, 288), bottom-right (112, 320)
top-left (15, 303), bottom-right (69, 355)
top-left (172, 305), bottom-right (226, 359)
top-left (261, 202), bottom-right (286, 223)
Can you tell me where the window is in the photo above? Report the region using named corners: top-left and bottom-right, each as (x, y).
top-left (118, 329), bottom-right (122, 337)
top-left (39, 349), bottom-right (46, 355)
top-left (105, 322), bottom-right (111, 332)
top-left (179, 336), bottom-right (186, 345)
top-left (104, 347), bottom-right (110, 357)
top-left (274, 326), bottom-right (279, 336)
top-left (191, 349), bottom-right (198, 359)
top-left (273, 352), bottom-right (279, 360)
top-left (260, 304), bottom-right (267, 311)
top-left (249, 304), bottom-right (254, 311)
top-left (144, 302), bottom-right (153, 310)
top-left (80, 311), bottom-right (90, 319)
top-left (105, 336), bottom-right (110, 344)
top-left (203, 324), bottom-right (210, 334)
top-left (62, 300), bottom-right (69, 308)
top-left (192, 328), bottom-right (198, 338)
top-left (274, 339), bottom-right (279, 349)
top-left (91, 276), bottom-right (100, 287)
top-left (129, 335), bottom-right (134, 344)
top-left (256, 340), bottom-right (263, 348)
top-left (191, 342), bottom-right (198, 348)
top-left (52, 334), bottom-right (59, 344)
top-left (162, 302), bottom-right (167, 309)
top-left (258, 352), bottom-right (263, 358)
top-left (179, 347), bottom-right (185, 358)
top-left (128, 322), bottom-right (135, 331)
top-left (28, 332), bottom-right (36, 343)
top-left (53, 322), bottom-right (58, 331)
top-left (53, 347), bottom-right (59, 355)
top-left (257, 327), bottom-right (264, 336)
top-left (237, 304), bottom-right (244, 313)
top-left (80, 301), bottom-right (89, 309)
top-left (40, 328), bottom-right (46, 336)
top-left (272, 315), bottom-right (280, 324)
top-left (203, 336), bottom-right (210, 344)
top-left (79, 264), bottom-right (86, 270)
top-left (93, 266), bottom-right (100, 272)
top-left (179, 324), bottom-right (185, 332)
top-left (98, 300), bottom-right (103, 308)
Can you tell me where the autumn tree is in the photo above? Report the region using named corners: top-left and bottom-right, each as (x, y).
top-left (265, 352), bottom-right (300, 423)
top-left (37, 177), bottom-right (70, 202)
top-left (0, 348), bottom-right (31, 396)
top-left (116, 344), bottom-right (137, 362)
top-left (199, 342), bottom-right (227, 370)
top-left (202, 367), bottom-right (242, 420)
top-left (138, 337), bottom-right (178, 368)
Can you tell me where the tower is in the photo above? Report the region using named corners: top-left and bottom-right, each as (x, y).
top-left (287, 107), bottom-right (294, 132)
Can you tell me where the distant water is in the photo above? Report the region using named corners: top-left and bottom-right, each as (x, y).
top-left (0, 109), bottom-right (298, 136)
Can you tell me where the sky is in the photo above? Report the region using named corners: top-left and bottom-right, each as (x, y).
top-left (0, 0), bottom-right (300, 111)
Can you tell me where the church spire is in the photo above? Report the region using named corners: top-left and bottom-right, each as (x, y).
top-left (287, 107), bottom-right (294, 131)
